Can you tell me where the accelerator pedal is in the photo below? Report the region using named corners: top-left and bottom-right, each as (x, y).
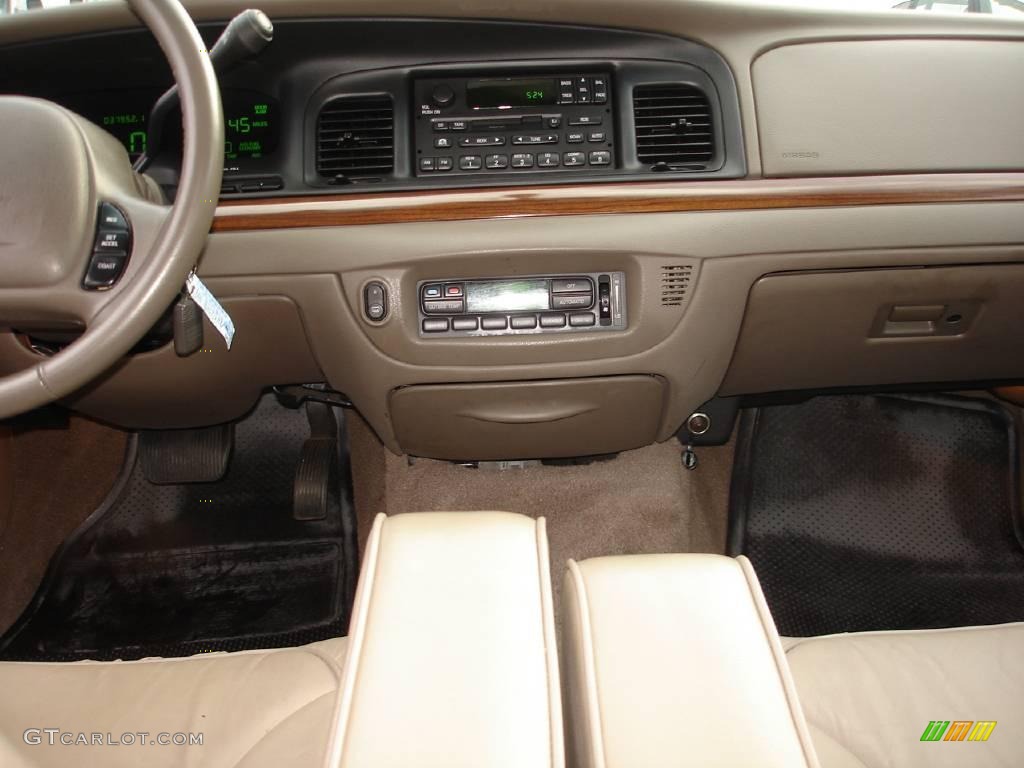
top-left (139, 424), bottom-right (234, 484)
top-left (293, 401), bottom-right (339, 521)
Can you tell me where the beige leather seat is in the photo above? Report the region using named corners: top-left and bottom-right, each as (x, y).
top-left (0, 511), bottom-right (564, 768)
top-left (785, 623), bottom-right (1024, 768)
top-left (562, 553), bottom-right (1023, 768)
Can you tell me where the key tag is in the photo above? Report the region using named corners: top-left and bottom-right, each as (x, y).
top-left (185, 270), bottom-right (235, 349)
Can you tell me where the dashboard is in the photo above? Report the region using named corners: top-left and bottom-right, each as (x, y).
top-left (0, 19), bottom-right (745, 200)
top-left (1, 1), bottom-right (1024, 461)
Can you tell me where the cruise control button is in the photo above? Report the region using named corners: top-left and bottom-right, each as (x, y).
top-left (537, 152), bottom-right (560, 167)
top-left (459, 155), bottom-right (483, 170)
top-left (551, 278), bottom-right (592, 294)
top-left (98, 202), bottom-right (129, 232)
top-left (588, 150), bottom-right (611, 166)
top-left (563, 152), bottom-right (586, 167)
top-left (93, 230), bottom-right (130, 254)
top-left (540, 313), bottom-right (567, 328)
top-left (83, 253), bottom-right (127, 289)
top-left (485, 154), bottom-right (509, 169)
top-left (481, 316), bottom-right (509, 330)
top-left (510, 314), bottom-right (538, 330)
top-left (423, 299), bottom-right (465, 314)
top-left (569, 311), bottom-right (597, 327)
top-left (422, 318), bottom-right (450, 333)
top-left (511, 153), bottom-right (535, 168)
top-left (452, 317), bottom-right (479, 331)
top-left (552, 293), bottom-right (593, 310)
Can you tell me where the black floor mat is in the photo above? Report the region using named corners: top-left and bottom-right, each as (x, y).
top-left (0, 395), bottom-right (357, 661)
top-left (729, 394), bottom-right (1024, 637)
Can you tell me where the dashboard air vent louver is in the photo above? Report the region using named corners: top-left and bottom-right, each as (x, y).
top-left (633, 84), bottom-right (714, 170)
top-left (316, 95), bottom-right (394, 179)
top-left (661, 264), bottom-right (693, 307)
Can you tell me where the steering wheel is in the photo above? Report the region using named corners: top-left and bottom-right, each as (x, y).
top-left (0, 0), bottom-right (223, 419)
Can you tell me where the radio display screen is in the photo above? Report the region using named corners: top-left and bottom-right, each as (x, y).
top-left (467, 280), bottom-right (550, 313)
top-left (466, 78), bottom-right (557, 109)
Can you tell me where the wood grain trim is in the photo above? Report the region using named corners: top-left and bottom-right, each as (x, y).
top-left (211, 173), bottom-right (1024, 232)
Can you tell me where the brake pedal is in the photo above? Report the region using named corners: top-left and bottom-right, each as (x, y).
top-left (139, 424), bottom-right (234, 484)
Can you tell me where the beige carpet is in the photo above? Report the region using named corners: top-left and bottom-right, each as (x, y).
top-left (348, 414), bottom-right (734, 620)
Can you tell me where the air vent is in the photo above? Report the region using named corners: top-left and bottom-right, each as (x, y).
top-left (633, 84), bottom-right (714, 170)
top-left (316, 95), bottom-right (394, 179)
top-left (661, 264), bottom-right (693, 307)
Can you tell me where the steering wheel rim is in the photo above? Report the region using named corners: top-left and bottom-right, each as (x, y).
top-left (0, 0), bottom-right (223, 418)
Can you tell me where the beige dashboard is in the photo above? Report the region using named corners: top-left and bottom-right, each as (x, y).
top-left (2, 0), bottom-right (1024, 459)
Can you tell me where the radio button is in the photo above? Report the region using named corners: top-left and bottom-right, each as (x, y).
top-left (485, 154), bottom-right (509, 169)
top-left (422, 284), bottom-right (443, 300)
top-left (551, 278), bottom-right (592, 294)
top-left (552, 293), bottom-right (593, 310)
top-left (459, 135), bottom-right (505, 147)
top-left (422, 318), bottom-right (450, 333)
top-left (450, 120), bottom-right (468, 131)
top-left (434, 137), bottom-right (453, 148)
top-left (511, 153), bottom-right (535, 168)
top-left (481, 316), bottom-right (509, 331)
top-left (589, 150), bottom-right (612, 166)
top-left (424, 299), bottom-right (465, 314)
top-left (537, 152), bottom-right (560, 168)
top-left (569, 312), bottom-right (597, 327)
top-left (569, 115), bottom-right (602, 126)
top-left (452, 317), bottom-right (479, 331)
top-left (563, 152), bottom-right (586, 167)
top-left (588, 131), bottom-right (606, 142)
top-left (431, 84), bottom-right (456, 107)
top-left (510, 315), bottom-right (538, 330)
top-left (436, 157), bottom-right (454, 171)
top-left (547, 116), bottom-right (562, 129)
top-left (419, 157), bottom-right (436, 172)
top-left (433, 120), bottom-right (449, 131)
top-left (566, 132), bottom-right (585, 144)
top-left (558, 90), bottom-right (575, 104)
top-left (540, 313), bottom-right (567, 329)
top-left (512, 134), bottom-right (558, 145)
top-left (576, 91), bottom-right (592, 104)
top-left (458, 155), bottom-right (483, 170)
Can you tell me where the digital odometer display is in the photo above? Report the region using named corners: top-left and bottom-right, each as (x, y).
top-left (222, 91), bottom-right (278, 160)
top-left (466, 78), bottom-right (557, 109)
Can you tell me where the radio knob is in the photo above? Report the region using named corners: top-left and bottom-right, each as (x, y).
top-left (431, 84), bottom-right (456, 107)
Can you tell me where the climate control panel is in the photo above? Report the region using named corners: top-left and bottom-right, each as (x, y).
top-left (416, 273), bottom-right (627, 337)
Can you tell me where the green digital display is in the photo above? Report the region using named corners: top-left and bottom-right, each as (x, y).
top-left (222, 94), bottom-right (277, 160)
top-left (72, 89), bottom-right (278, 164)
top-left (467, 78), bottom-right (557, 109)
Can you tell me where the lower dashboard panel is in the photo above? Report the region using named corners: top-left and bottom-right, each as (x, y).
top-left (389, 375), bottom-right (665, 460)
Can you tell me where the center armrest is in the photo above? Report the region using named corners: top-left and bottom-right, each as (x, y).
top-left (327, 511), bottom-right (563, 768)
top-left (562, 553), bottom-right (819, 768)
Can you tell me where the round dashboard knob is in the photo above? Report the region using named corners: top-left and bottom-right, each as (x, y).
top-left (431, 84), bottom-right (455, 107)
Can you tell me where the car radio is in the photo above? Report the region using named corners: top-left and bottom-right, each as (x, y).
top-left (416, 273), bottom-right (627, 336)
top-left (413, 73), bottom-right (614, 176)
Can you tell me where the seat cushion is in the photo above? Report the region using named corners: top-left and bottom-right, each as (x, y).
top-left (0, 637), bottom-right (347, 768)
top-left (786, 623), bottom-right (1024, 768)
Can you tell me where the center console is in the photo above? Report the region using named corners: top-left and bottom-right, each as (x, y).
top-left (413, 73), bottom-right (615, 176)
top-left (416, 272), bottom-right (627, 336)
